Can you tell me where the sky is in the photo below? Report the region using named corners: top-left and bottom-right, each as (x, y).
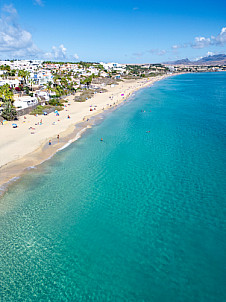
top-left (0, 0), bottom-right (226, 63)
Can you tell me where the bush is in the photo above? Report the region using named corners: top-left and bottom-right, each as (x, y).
top-left (30, 104), bottom-right (64, 115)
top-left (1, 101), bottom-right (17, 120)
top-left (30, 105), bottom-right (44, 115)
top-left (49, 99), bottom-right (61, 106)
top-left (24, 86), bottom-right (30, 94)
top-left (74, 89), bottom-right (94, 102)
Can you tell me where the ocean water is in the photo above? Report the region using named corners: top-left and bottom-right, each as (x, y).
top-left (0, 73), bottom-right (226, 302)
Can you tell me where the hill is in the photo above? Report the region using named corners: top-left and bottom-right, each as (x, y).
top-left (164, 54), bottom-right (226, 65)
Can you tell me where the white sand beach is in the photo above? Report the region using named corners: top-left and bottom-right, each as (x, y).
top-left (0, 75), bottom-right (171, 187)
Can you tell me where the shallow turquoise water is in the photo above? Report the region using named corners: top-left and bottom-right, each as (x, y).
top-left (1, 73), bottom-right (226, 301)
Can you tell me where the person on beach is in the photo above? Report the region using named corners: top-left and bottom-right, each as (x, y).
top-left (49, 140), bottom-right (51, 145)
top-left (57, 134), bottom-right (60, 141)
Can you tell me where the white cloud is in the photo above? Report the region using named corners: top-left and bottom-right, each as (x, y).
top-left (0, 5), bottom-right (79, 61)
top-left (194, 56), bottom-right (203, 61)
top-left (191, 37), bottom-right (211, 49)
top-left (215, 27), bottom-right (226, 45)
top-left (44, 44), bottom-right (68, 60)
top-left (73, 53), bottom-right (79, 60)
top-left (53, 44), bottom-right (67, 58)
top-left (148, 49), bottom-right (167, 56)
top-left (0, 5), bottom-right (80, 62)
top-left (132, 49), bottom-right (167, 57)
top-left (158, 49), bottom-right (166, 55)
top-left (0, 4), bottom-right (40, 57)
top-left (34, 0), bottom-right (44, 6)
top-left (44, 47), bottom-right (81, 61)
top-left (171, 27), bottom-right (226, 51)
top-left (206, 51), bottom-right (214, 56)
top-left (191, 27), bottom-right (226, 49)
top-left (2, 4), bottom-right (17, 15)
top-left (132, 52), bottom-right (144, 57)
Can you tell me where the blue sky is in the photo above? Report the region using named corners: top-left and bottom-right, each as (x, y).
top-left (0, 0), bottom-right (225, 63)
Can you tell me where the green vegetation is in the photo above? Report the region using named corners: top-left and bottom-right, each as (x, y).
top-left (125, 64), bottom-right (169, 78)
top-left (18, 70), bottom-right (30, 85)
top-left (48, 97), bottom-right (64, 106)
top-left (29, 105), bottom-right (44, 115)
top-left (80, 74), bottom-right (95, 88)
top-left (1, 101), bottom-right (17, 120)
top-left (0, 65), bottom-right (10, 72)
top-left (74, 90), bottom-right (95, 102)
top-left (0, 84), bottom-right (14, 102)
top-left (30, 105), bottom-right (63, 115)
top-left (0, 84), bottom-right (17, 120)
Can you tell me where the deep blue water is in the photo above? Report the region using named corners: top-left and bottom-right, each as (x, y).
top-left (0, 73), bottom-right (226, 301)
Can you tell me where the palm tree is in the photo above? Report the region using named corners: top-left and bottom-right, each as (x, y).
top-left (45, 81), bottom-right (53, 94)
top-left (9, 69), bottom-right (16, 77)
top-left (60, 77), bottom-right (68, 88)
top-left (53, 75), bottom-right (60, 86)
top-left (81, 74), bottom-right (94, 89)
top-left (1, 101), bottom-right (17, 121)
top-left (54, 85), bottom-right (65, 97)
top-left (29, 79), bottom-right (35, 92)
top-left (0, 65), bottom-right (10, 72)
top-left (18, 70), bottom-right (30, 85)
top-left (0, 84), bottom-right (14, 102)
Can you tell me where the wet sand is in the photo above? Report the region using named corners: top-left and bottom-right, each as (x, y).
top-left (0, 75), bottom-right (173, 192)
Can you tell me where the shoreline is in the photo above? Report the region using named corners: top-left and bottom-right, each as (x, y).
top-left (0, 74), bottom-right (177, 194)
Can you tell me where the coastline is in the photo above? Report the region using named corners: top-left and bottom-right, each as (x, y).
top-left (0, 74), bottom-right (176, 193)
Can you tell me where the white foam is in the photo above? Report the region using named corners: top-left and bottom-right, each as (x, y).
top-left (57, 141), bottom-right (72, 151)
top-left (26, 166), bottom-right (37, 170)
top-left (57, 126), bottom-right (88, 152)
top-left (0, 176), bottom-right (21, 195)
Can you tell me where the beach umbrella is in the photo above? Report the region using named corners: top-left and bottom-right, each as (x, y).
top-left (12, 123), bottom-right (17, 128)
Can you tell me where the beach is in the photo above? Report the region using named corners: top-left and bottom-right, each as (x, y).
top-left (0, 75), bottom-right (171, 189)
top-left (1, 72), bottom-right (225, 301)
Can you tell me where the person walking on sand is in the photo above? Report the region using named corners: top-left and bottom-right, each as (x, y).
top-left (49, 140), bottom-right (51, 145)
top-left (57, 134), bottom-right (60, 141)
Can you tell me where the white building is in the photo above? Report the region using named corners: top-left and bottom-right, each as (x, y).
top-left (14, 96), bottom-right (38, 110)
top-left (100, 62), bottom-right (126, 73)
top-left (35, 91), bottom-right (50, 103)
top-left (0, 79), bottom-right (20, 88)
top-left (30, 70), bottom-right (53, 85)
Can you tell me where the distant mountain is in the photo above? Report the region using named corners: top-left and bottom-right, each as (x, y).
top-left (164, 54), bottom-right (226, 65)
top-left (196, 54), bottom-right (226, 65)
top-left (171, 58), bottom-right (191, 65)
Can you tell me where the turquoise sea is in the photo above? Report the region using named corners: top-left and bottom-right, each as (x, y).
top-left (0, 72), bottom-right (226, 301)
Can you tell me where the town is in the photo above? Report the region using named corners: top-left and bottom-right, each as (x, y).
top-left (1, 59), bottom-right (226, 121)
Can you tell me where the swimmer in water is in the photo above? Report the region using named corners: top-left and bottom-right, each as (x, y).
top-left (101, 138), bottom-right (103, 141)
